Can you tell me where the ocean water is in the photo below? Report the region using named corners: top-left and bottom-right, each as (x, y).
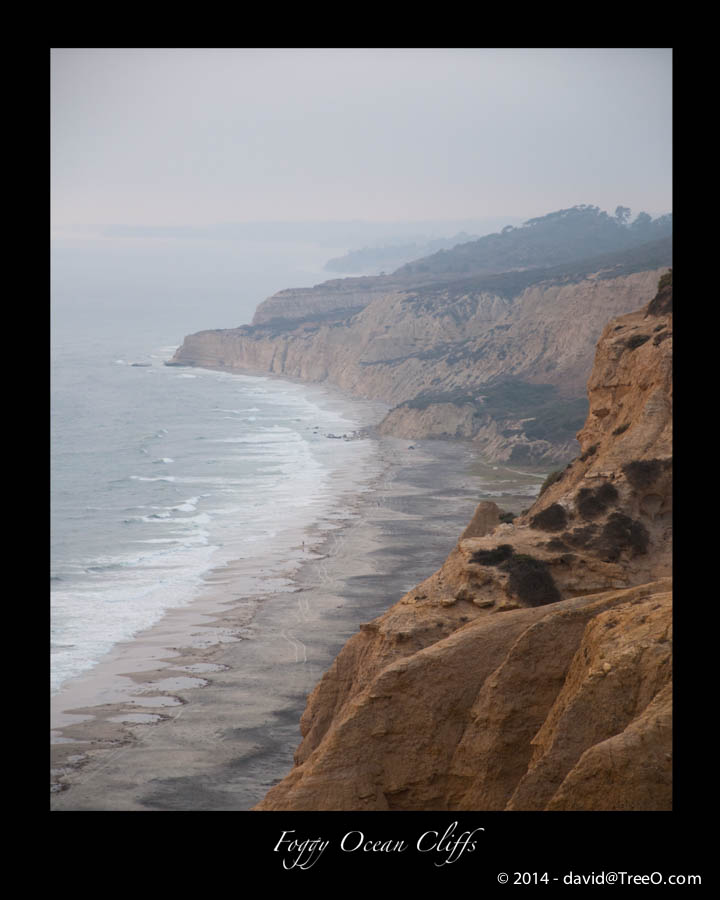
top-left (50, 235), bottom-right (383, 695)
top-left (50, 232), bottom-right (547, 701)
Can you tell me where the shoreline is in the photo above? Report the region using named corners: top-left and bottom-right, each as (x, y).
top-left (50, 363), bottom-right (388, 702)
top-left (51, 428), bottom-right (544, 811)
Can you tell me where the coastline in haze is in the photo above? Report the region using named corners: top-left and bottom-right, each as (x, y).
top-left (52, 231), bottom-right (374, 693)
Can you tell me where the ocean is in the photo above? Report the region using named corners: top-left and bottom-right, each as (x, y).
top-left (50, 230), bottom-right (546, 708)
top-left (50, 233), bottom-right (382, 696)
top-left (50, 232), bottom-right (551, 807)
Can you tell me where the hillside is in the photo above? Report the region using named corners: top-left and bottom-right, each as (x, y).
top-left (170, 231), bottom-right (671, 462)
top-left (255, 273), bottom-right (673, 811)
top-left (396, 205), bottom-right (672, 279)
top-left (323, 232), bottom-right (479, 275)
top-left (246, 207), bottom-right (671, 329)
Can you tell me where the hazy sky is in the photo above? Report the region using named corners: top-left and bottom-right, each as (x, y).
top-left (51, 48), bottom-right (672, 229)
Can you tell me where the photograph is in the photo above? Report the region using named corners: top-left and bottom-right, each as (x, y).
top-left (51, 45), bottom-right (684, 878)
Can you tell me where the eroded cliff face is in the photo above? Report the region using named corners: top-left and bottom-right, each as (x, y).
top-left (172, 267), bottom-right (668, 461)
top-left (251, 277), bottom-right (393, 326)
top-left (254, 277), bottom-right (672, 811)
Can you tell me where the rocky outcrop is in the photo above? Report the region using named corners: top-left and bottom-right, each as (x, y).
top-left (254, 276), bottom-right (672, 811)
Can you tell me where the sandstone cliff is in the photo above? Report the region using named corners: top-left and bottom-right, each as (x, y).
top-left (254, 273), bottom-right (672, 811)
top-left (171, 240), bottom-right (670, 461)
top-left (251, 277), bottom-right (395, 326)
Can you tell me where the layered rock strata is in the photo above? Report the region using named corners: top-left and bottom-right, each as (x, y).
top-left (255, 276), bottom-right (672, 811)
top-left (251, 277), bottom-right (395, 326)
top-left (172, 266), bottom-right (669, 462)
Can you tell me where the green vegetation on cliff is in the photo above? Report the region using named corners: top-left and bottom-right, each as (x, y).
top-left (396, 205), bottom-right (672, 280)
top-left (407, 235), bottom-right (672, 301)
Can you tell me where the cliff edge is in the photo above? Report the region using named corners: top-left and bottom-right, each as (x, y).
top-left (254, 272), bottom-right (672, 811)
top-left (171, 257), bottom-right (670, 463)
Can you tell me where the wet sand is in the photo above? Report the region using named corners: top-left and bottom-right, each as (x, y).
top-left (51, 437), bottom-right (543, 811)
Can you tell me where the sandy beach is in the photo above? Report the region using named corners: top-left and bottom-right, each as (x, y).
top-left (51, 435), bottom-right (543, 811)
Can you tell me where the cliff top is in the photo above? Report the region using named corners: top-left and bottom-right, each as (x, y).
top-left (396, 205), bottom-right (672, 280)
top-left (250, 205), bottom-right (672, 328)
